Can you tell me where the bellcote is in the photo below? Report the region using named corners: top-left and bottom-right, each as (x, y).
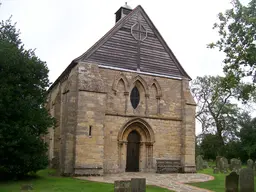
top-left (115, 2), bottom-right (133, 23)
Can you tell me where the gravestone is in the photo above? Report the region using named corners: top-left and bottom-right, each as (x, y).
top-left (221, 157), bottom-right (229, 173)
top-left (225, 172), bottom-right (239, 192)
top-left (196, 155), bottom-right (204, 170)
top-left (219, 157), bottom-right (228, 173)
top-left (131, 178), bottom-right (146, 192)
top-left (213, 167), bottom-right (219, 174)
top-left (230, 158), bottom-right (238, 171)
top-left (216, 156), bottom-right (222, 170)
top-left (114, 180), bottom-right (131, 192)
top-left (21, 184), bottom-right (33, 191)
top-left (247, 159), bottom-right (254, 169)
top-left (239, 168), bottom-right (254, 192)
top-left (230, 158), bottom-right (241, 174)
top-left (203, 161), bottom-right (209, 169)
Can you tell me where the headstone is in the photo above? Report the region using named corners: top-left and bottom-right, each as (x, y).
top-left (216, 156), bottom-right (222, 170)
top-left (114, 180), bottom-right (131, 192)
top-left (219, 158), bottom-right (226, 173)
top-left (230, 158), bottom-right (237, 171)
top-left (221, 157), bottom-right (229, 173)
top-left (213, 167), bottom-right (219, 174)
top-left (247, 159), bottom-right (254, 169)
top-left (203, 161), bottom-right (209, 169)
top-left (21, 184), bottom-right (33, 191)
top-left (225, 172), bottom-right (239, 192)
top-left (230, 159), bottom-right (242, 174)
top-left (196, 155), bottom-right (204, 170)
top-left (131, 178), bottom-right (146, 192)
top-left (239, 168), bottom-right (254, 192)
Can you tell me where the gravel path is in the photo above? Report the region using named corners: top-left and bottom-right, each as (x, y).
top-left (76, 172), bottom-right (214, 192)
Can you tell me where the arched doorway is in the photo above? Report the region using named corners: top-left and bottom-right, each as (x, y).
top-left (118, 118), bottom-right (155, 173)
top-left (126, 131), bottom-right (140, 172)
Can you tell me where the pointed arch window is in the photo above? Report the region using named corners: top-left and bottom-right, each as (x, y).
top-left (130, 87), bottom-right (140, 109)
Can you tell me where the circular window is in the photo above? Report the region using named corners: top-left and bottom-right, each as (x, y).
top-left (130, 87), bottom-right (140, 109)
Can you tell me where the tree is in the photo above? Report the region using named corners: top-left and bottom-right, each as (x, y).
top-left (191, 75), bottom-right (242, 148)
top-left (209, 0), bottom-right (256, 100)
top-left (239, 113), bottom-right (256, 158)
top-left (0, 18), bottom-right (54, 179)
top-left (198, 133), bottom-right (223, 159)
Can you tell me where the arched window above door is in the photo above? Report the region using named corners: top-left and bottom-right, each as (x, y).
top-left (130, 87), bottom-right (140, 109)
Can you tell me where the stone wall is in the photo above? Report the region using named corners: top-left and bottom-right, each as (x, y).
top-left (181, 79), bottom-right (196, 172)
top-left (97, 66), bottom-right (195, 173)
top-left (46, 61), bottom-right (196, 175)
top-left (74, 63), bottom-right (106, 176)
top-left (103, 116), bottom-right (182, 174)
top-left (100, 68), bottom-right (182, 119)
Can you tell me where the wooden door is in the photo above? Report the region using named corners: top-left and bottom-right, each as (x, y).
top-left (126, 131), bottom-right (140, 172)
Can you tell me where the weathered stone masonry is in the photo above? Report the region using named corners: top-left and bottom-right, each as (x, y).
top-left (46, 4), bottom-right (196, 176)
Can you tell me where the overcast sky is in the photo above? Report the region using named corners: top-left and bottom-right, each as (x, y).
top-left (0, 0), bottom-right (251, 134)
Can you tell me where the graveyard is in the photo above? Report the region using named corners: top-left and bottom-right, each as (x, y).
top-left (191, 156), bottom-right (256, 192)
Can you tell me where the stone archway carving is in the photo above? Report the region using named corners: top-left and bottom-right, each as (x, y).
top-left (118, 118), bottom-right (155, 143)
top-left (112, 73), bottom-right (130, 113)
top-left (150, 78), bottom-right (162, 98)
top-left (117, 118), bottom-right (155, 172)
top-left (112, 72), bottom-right (130, 94)
top-left (150, 79), bottom-right (162, 114)
top-left (131, 75), bottom-right (149, 96)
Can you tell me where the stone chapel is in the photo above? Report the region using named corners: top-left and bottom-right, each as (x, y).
top-left (46, 4), bottom-right (196, 176)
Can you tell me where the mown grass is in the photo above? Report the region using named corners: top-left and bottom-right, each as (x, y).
top-left (0, 169), bottom-right (172, 192)
top-left (189, 168), bottom-right (256, 192)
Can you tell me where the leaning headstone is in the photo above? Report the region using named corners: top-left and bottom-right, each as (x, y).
top-left (247, 159), bottom-right (254, 169)
top-left (131, 178), bottom-right (146, 192)
top-left (114, 180), bottom-right (131, 192)
top-left (196, 155), bottom-right (204, 170)
top-left (239, 168), bottom-right (254, 192)
top-left (21, 184), bottom-right (33, 191)
top-left (225, 172), bottom-right (239, 192)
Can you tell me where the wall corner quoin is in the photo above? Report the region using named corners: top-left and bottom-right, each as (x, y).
top-left (181, 78), bottom-right (196, 107)
top-left (181, 78), bottom-right (196, 172)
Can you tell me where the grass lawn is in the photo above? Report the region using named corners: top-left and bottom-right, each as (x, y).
top-left (0, 169), bottom-right (172, 192)
top-left (189, 168), bottom-right (256, 192)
